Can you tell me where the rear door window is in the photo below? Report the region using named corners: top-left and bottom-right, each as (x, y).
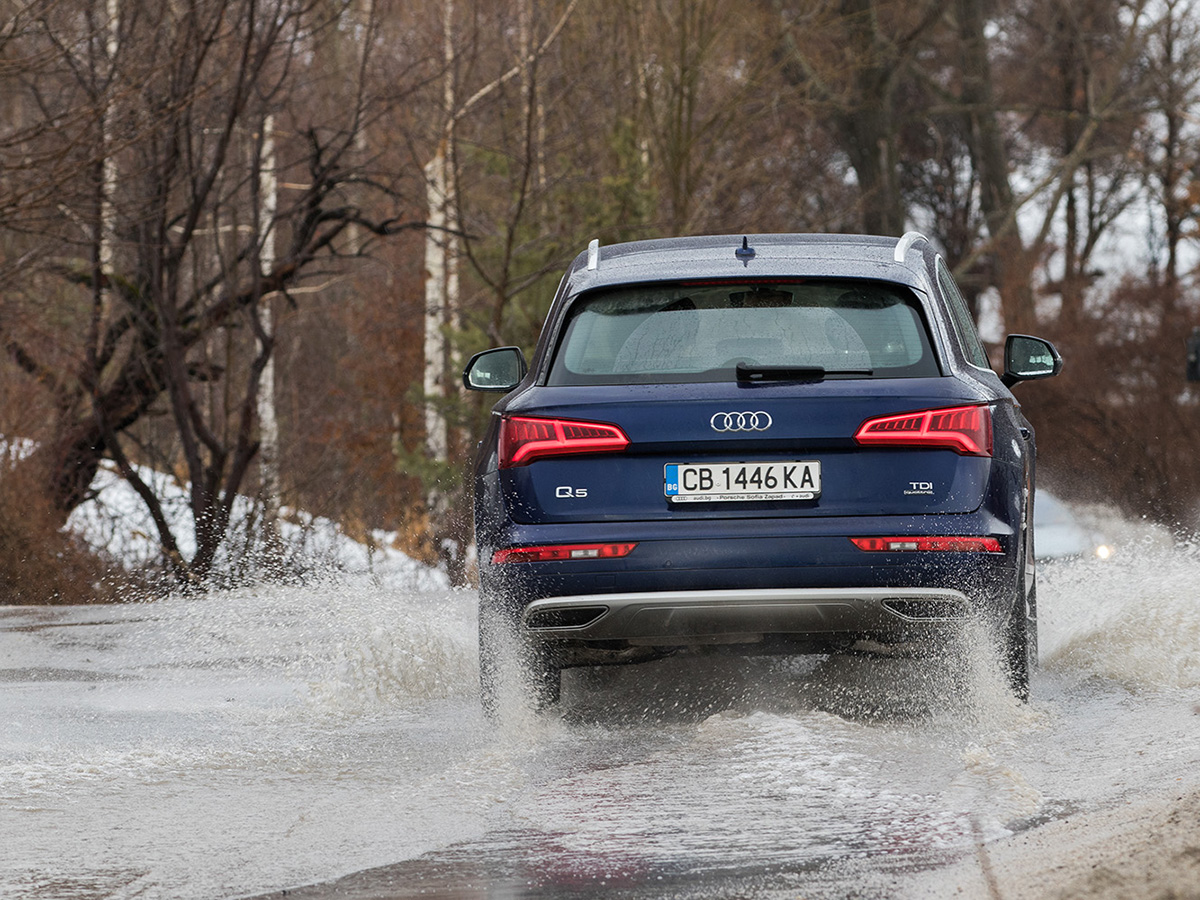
top-left (936, 259), bottom-right (991, 369)
top-left (548, 280), bottom-right (939, 385)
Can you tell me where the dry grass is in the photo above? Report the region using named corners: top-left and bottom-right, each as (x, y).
top-left (0, 467), bottom-right (131, 605)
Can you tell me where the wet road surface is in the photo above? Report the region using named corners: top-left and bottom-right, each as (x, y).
top-left (2, 537), bottom-right (1199, 900)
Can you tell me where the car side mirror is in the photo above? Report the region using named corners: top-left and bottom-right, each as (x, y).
top-left (1002, 334), bottom-right (1062, 387)
top-left (462, 346), bottom-right (528, 392)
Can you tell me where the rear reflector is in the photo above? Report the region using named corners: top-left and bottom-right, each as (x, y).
top-left (851, 536), bottom-right (1003, 553)
top-left (492, 542), bottom-right (638, 564)
top-left (854, 404), bottom-right (992, 456)
top-left (499, 416), bottom-right (630, 467)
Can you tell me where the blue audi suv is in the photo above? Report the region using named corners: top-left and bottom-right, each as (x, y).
top-left (463, 232), bottom-right (1061, 712)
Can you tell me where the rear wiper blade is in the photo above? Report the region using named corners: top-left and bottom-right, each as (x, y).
top-left (735, 362), bottom-right (873, 383)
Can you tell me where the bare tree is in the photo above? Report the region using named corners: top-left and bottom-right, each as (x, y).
top-left (416, 0), bottom-right (579, 582)
top-left (0, 0), bottom-right (420, 586)
top-left (775, 0), bottom-right (946, 236)
top-left (951, 0), bottom-right (1152, 334)
top-left (1138, 0), bottom-right (1200, 287)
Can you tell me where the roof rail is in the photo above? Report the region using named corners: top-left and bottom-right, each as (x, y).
top-left (587, 238), bottom-right (600, 271)
top-left (893, 231), bottom-right (929, 263)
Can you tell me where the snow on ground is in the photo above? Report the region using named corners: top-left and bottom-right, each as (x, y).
top-left (65, 460), bottom-right (447, 592)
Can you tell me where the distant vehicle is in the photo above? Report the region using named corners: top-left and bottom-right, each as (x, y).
top-left (1034, 490), bottom-right (1113, 561)
top-left (464, 232), bottom-right (1062, 711)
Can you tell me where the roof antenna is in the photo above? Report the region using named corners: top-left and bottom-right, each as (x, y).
top-left (735, 236), bottom-right (755, 265)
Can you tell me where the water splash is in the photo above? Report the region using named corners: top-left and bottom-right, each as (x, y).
top-left (1040, 540), bottom-right (1200, 690)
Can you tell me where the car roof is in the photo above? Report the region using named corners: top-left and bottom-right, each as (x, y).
top-left (561, 233), bottom-right (933, 294)
top-left (527, 231), bottom-right (962, 380)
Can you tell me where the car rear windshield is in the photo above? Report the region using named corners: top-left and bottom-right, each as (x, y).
top-left (548, 279), bottom-right (939, 385)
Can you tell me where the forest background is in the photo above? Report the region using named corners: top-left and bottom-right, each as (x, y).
top-left (2, 0), bottom-right (1200, 601)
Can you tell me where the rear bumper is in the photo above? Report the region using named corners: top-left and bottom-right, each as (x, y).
top-left (522, 586), bottom-right (972, 646)
top-left (479, 513), bottom-right (1021, 669)
top-left (482, 513), bottom-right (1018, 607)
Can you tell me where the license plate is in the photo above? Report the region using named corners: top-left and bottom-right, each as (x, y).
top-left (664, 461), bottom-right (821, 502)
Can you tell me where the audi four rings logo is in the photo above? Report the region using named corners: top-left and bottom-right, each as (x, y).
top-left (710, 411), bottom-right (773, 432)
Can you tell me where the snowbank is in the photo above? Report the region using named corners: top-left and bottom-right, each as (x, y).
top-left (66, 460), bottom-right (447, 591)
top-left (910, 782), bottom-right (1200, 900)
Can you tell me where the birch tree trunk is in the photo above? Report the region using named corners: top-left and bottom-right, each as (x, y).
top-left (100, 0), bottom-right (119, 281)
top-left (256, 113), bottom-right (283, 568)
top-left (421, 0), bottom-right (463, 579)
top-left (423, 147), bottom-right (454, 468)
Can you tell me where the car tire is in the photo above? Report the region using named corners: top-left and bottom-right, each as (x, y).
top-left (478, 601), bottom-right (561, 719)
top-left (1001, 580), bottom-right (1036, 702)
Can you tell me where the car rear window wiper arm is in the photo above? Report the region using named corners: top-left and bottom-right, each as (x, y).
top-left (735, 362), bottom-right (874, 383)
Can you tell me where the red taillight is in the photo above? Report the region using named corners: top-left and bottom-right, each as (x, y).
top-left (854, 404), bottom-right (993, 457)
top-left (491, 542), bottom-right (638, 564)
top-left (499, 416), bottom-right (630, 468)
top-left (850, 536), bottom-right (1003, 553)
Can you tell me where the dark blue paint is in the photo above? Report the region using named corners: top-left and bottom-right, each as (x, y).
top-left (466, 233), bottom-right (1057, 703)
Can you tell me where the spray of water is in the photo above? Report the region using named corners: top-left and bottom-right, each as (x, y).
top-left (1040, 538), bottom-right (1200, 691)
top-left (5, 505), bottom-right (1198, 899)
